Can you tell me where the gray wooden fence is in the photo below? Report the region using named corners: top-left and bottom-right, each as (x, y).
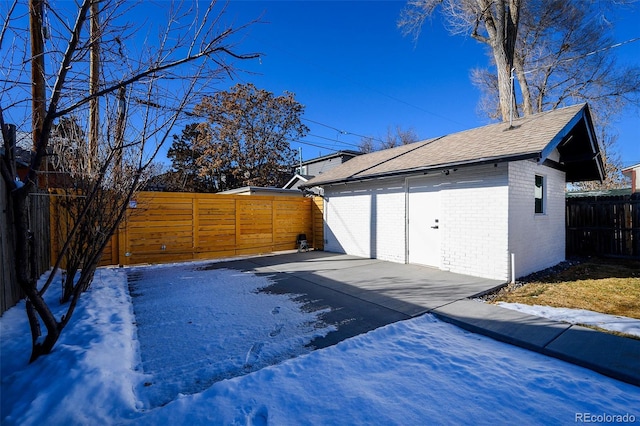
top-left (566, 194), bottom-right (640, 258)
top-left (1, 180), bottom-right (51, 314)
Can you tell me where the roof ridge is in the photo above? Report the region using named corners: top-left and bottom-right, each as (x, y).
top-left (346, 138), bottom-right (438, 181)
top-left (429, 103), bottom-right (588, 141)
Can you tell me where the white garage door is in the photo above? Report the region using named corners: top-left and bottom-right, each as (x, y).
top-left (408, 178), bottom-right (442, 267)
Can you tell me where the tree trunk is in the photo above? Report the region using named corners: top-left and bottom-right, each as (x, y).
top-left (514, 53), bottom-right (534, 116)
top-left (492, 46), bottom-right (515, 122)
top-left (12, 190), bottom-right (61, 362)
top-left (476, 0), bottom-right (521, 122)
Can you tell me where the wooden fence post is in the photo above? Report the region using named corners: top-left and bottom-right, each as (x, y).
top-left (235, 197), bottom-right (241, 256)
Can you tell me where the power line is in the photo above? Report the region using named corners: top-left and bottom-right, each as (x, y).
top-left (306, 132), bottom-right (362, 149)
top-left (289, 137), bottom-right (342, 152)
top-left (523, 36), bottom-right (640, 75)
top-left (302, 118), bottom-right (386, 145)
top-left (249, 37), bottom-right (466, 127)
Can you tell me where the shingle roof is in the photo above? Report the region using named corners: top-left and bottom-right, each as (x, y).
top-left (304, 103), bottom-right (602, 187)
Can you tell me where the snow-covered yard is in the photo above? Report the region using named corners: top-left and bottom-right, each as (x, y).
top-left (1, 261), bottom-right (639, 425)
top-left (127, 263), bottom-right (334, 407)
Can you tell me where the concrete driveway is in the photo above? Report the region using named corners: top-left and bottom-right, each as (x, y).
top-left (200, 250), bottom-right (640, 386)
top-left (200, 250), bottom-right (503, 349)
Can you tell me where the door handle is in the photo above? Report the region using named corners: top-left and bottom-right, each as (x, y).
top-left (431, 225), bottom-right (439, 229)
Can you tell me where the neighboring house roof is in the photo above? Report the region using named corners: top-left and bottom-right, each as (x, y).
top-left (283, 173), bottom-right (313, 190)
top-left (219, 186), bottom-right (303, 197)
top-left (300, 150), bottom-right (363, 166)
top-left (1, 129), bottom-right (32, 167)
top-left (303, 104), bottom-right (603, 188)
top-left (622, 163), bottom-right (640, 179)
top-left (0, 146), bottom-right (31, 167)
top-left (622, 163), bottom-right (640, 171)
top-left (622, 163), bottom-right (640, 194)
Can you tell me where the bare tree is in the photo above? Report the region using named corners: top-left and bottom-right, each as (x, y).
top-left (469, 0), bottom-right (640, 187)
top-left (0, 0), bottom-right (257, 362)
top-left (469, 1), bottom-right (640, 120)
top-left (359, 125), bottom-right (419, 153)
top-left (399, 0), bottom-right (639, 187)
top-left (399, 1), bottom-right (639, 118)
top-left (399, 0), bottom-right (522, 121)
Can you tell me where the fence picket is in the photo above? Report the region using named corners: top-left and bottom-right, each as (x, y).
top-left (566, 195), bottom-right (639, 258)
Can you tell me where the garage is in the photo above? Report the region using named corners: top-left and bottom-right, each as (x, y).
top-left (305, 104), bottom-right (604, 281)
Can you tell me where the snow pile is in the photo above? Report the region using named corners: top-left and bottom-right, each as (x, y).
top-left (2, 264), bottom-right (639, 425)
top-left (1, 268), bottom-right (143, 425)
top-left (497, 302), bottom-right (640, 337)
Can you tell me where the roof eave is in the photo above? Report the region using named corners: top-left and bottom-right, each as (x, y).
top-left (305, 152), bottom-right (540, 188)
top-left (543, 104), bottom-right (605, 183)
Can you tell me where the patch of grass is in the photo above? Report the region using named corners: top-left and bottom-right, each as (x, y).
top-left (488, 258), bottom-right (640, 320)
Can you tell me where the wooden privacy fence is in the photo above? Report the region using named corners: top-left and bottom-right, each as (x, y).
top-left (566, 195), bottom-right (639, 258)
top-left (1, 187), bottom-right (50, 314)
top-left (52, 192), bottom-right (324, 267)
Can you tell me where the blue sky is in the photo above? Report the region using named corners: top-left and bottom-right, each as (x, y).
top-left (208, 0), bottom-right (640, 167)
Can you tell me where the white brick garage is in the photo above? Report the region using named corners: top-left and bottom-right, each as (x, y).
top-left (307, 104), bottom-right (605, 282)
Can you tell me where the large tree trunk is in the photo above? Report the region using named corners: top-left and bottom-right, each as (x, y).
top-left (475, 0), bottom-right (521, 122)
top-left (492, 46), bottom-right (515, 122)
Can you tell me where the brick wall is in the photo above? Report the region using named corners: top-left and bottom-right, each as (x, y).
top-left (508, 158), bottom-right (566, 279)
top-left (438, 164), bottom-right (510, 281)
top-left (322, 160), bottom-right (564, 282)
top-left (324, 167), bottom-right (511, 280)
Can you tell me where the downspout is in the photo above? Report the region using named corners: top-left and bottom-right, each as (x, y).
top-left (510, 252), bottom-right (516, 284)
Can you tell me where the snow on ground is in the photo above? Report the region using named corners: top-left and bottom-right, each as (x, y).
top-left (127, 262), bottom-right (334, 407)
top-left (1, 263), bottom-right (639, 425)
top-left (497, 302), bottom-right (640, 338)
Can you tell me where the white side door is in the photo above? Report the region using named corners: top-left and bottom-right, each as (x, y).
top-left (408, 178), bottom-right (442, 267)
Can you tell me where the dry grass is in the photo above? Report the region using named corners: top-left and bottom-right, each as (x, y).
top-left (488, 258), bottom-right (640, 320)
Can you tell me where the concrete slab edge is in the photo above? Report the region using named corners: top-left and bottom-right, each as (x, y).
top-left (430, 307), bottom-right (640, 388)
top-left (541, 325), bottom-right (640, 387)
top-left (428, 310), bottom-right (558, 353)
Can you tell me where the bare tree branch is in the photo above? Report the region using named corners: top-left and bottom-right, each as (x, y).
top-left (1, 0), bottom-right (259, 362)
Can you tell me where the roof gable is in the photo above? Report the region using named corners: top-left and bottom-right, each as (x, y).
top-left (283, 174), bottom-right (310, 189)
top-left (304, 104), bottom-right (603, 187)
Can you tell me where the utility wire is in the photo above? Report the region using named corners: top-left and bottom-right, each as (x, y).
top-left (307, 132), bottom-right (362, 149)
top-left (290, 137), bottom-right (342, 152)
top-left (523, 37), bottom-right (640, 75)
top-left (302, 118), bottom-right (387, 145)
top-left (247, 37), bottom-right (466, 127)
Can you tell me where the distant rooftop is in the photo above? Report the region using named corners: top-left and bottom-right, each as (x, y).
top-left (301, 150), bottom-right (363, 166)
